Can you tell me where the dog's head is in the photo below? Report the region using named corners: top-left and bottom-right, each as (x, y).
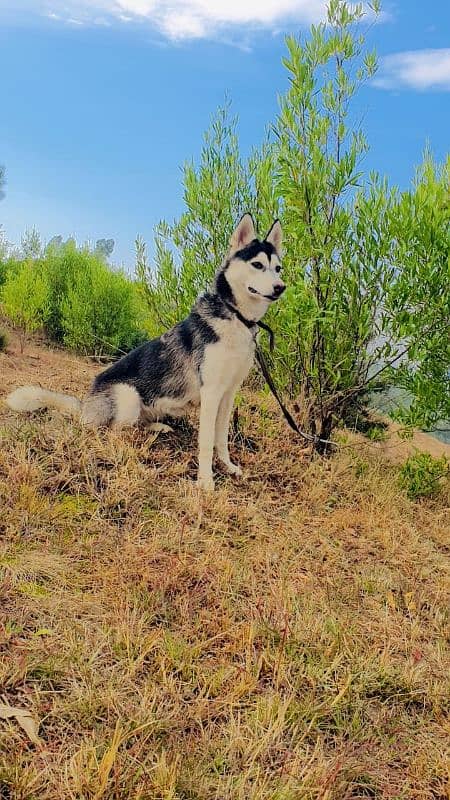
top-left (222, 214), bottom-right (285, 308)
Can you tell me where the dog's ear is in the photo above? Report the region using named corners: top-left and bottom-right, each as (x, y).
top-left (229, 213), bottom-right (255, 253)
top-left (265, 219), bottom-right (282, 255)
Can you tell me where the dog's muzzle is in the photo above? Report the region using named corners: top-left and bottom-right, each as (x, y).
top-left (249, 285), bottom-right (286, 301)
top-left (268, 284), bottom-right (286, 300)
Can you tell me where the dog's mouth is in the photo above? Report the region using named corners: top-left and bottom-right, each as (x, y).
top-left (248, 287), bottom-right (283, 301)
top-left (265, 292), bottom-right (282, 301)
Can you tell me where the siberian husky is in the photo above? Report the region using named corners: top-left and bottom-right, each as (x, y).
top-left (6, 214), bottom-right (285, 490)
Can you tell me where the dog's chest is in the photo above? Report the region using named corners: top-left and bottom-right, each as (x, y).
top-left (204, 318), bottom-right (256, 387)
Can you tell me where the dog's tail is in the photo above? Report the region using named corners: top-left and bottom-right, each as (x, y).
top-left (5, 386), bottom-right (81, 416)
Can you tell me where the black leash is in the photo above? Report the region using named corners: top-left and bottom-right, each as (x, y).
top-left (254, 344), bottom-right (319, 444)
top-left (224, 301), bottom-right (324, 447)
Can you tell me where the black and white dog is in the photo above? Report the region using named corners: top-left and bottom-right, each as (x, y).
top-left (6, 214), bottom-right (285, 490)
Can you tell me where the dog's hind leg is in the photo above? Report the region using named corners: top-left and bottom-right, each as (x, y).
top-left (214, 389), bottom-right (242, 477)
top-left (111, 383), bottom-right (142, 427)
top-left (81, 383), bottom-right (141, 428)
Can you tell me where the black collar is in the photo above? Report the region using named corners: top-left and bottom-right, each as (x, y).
top-left (224, 300), bottom-right (275, 352)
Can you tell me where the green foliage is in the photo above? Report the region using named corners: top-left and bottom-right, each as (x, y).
top-left (60, 256), bottom-right (144, 356)
top-left (136, 103), bottom-right (278, 336)
top-left (1, 259), bottom-right (50, 352)
top-left (139, 2), bottom-right (397, 450)
top-left (1, 241), bottom-right (146, 357)
top-left (399, 451), bottom-right (449, 499)
top-left (387, 154), bottom-right (450, 431)
top-left (0, 213), bottom-right (10, 280)
top-left (39, 240), bottom-right (145, 356)
top-left (0, 250), bottom-right (11, 286)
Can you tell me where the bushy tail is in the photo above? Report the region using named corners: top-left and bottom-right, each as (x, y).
top-left (5, 386), bottom-right (81, 416)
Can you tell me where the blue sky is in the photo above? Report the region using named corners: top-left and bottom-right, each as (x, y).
top-left (0, 0), bottom-right (449, 267)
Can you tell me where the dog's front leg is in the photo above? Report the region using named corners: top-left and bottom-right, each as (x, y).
top-left (197, 387), bottom-right (222, 491)
top-left (215, 389), bottom-right (242, 477)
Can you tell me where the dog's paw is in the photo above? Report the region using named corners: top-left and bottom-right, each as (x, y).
top-left (147, 422), bottom-right (173, 433)
top-left (223, 462), bottom-right (243, 478)
top-left (197, 475), bottom-right (215, 492)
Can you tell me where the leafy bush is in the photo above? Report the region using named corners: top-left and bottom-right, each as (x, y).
top-left (42, 240), bottom-right (99, 342)
top-left (399, 452), bottom-right (449, 499)
top-left (387, 154), bottom-right (450, 431)
top-left (1, 241), bottom-right (146, 357)
top-left (0, 257), bottom-right (10, 288)
top-left (37, 240), bottom-right (145, 356)
top-left (1, 260), bottom-right (50, 352)
top-left (0, 228), bottom-right (15, 287)
top-left (60, 256), bottom-right (145, 356)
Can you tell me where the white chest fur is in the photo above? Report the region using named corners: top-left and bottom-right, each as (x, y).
top-left (202, 316), bottom-right (256, 391)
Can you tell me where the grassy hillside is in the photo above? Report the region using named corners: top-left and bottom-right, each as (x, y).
top-left (1, 332), bottom-right (449, 800)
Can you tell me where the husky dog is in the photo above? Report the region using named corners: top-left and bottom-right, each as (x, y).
top-left (6, 214), bottom-right (285, 490)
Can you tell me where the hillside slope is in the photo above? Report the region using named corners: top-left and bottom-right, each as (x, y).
top-left (1, 333), bottom-right (449, 799)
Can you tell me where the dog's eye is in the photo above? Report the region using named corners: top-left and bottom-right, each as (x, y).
top-left (275, 265), bottom-right (282, 273)
top-left (251, 261), bottom-right (264, 270)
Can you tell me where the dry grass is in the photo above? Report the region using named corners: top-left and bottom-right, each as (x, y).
top-left (0, 332), bottom-right (449, 799)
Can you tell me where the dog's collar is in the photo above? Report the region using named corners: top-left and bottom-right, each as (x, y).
top-left (224, 301), bottom-right (275, 352)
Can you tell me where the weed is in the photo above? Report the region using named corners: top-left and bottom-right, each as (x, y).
top-left (399, 451), bottom-right (449, 499)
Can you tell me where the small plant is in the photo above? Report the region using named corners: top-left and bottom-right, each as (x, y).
top-left (365, 423), bottom-right (388, 442)
top-left (1, 260), bottom-right (50, 352)
top-left (399, 451), bottom-right (449, 499)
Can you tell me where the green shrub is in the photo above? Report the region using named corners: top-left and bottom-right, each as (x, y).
top-left (60, 256), bottom-right (145, 356)
top-left (1, 241), bottom-right (146, 357)
top-left (1, 260), bottom-right (50, 352)
top-left (0, 260), bottom-right (8, 288)
top-left (39, 240), bottom-right (145, 356)
top-left (0, 255), bottom-right (19, 288)
top-left (399, 451), bottom-right (449, 499)
top-left (42, 240), bottom-right (99, 343)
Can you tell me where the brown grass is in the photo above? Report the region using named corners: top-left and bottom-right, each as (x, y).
top-left (0, 331), bottom-right (449, 799)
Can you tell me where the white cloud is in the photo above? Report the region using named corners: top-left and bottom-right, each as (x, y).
top-left (375, 49), bottom-right (450, 91)
top-left (4, 0), bottom-right (387, 42)
top-left (16, 0), bottom-right (330, 39)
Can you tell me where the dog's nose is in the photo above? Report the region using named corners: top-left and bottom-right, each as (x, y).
top-left (272, 283), bottom-right (286, 297)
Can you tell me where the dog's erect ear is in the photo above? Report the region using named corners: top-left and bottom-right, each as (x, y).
top-left (265, 219), bottom-right (283, 255)
top-left (229, 213), bottom-right (255, 253)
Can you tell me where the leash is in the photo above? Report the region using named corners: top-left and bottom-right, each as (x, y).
top-left (224, 301), bottom-right (329, 447)
top-left (254, 344), bottom-right (320, 445)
